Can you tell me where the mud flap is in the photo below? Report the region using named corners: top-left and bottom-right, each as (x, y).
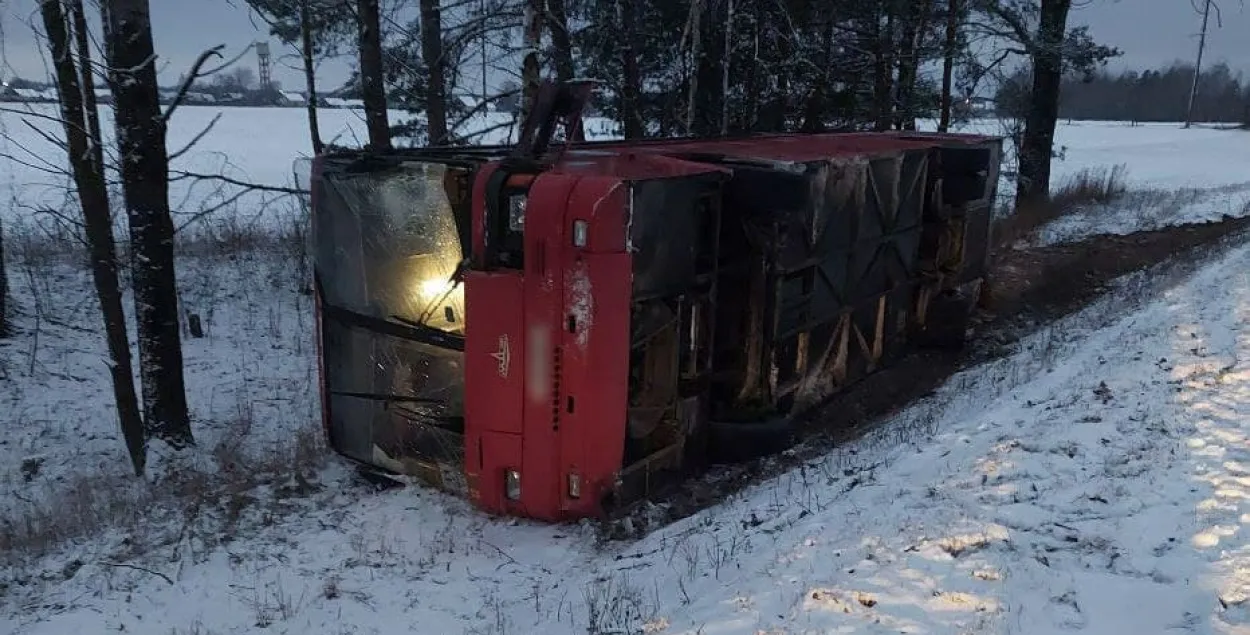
top-left (914, 280), bottom-right (980, 350)
top-left (706, 417), bottom-right (797, 464)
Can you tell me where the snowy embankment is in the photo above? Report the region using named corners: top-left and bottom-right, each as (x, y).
top-left (7, 194), bottom-right (1250, 635)
top-left (2, 109), bottom-right (1250, 633)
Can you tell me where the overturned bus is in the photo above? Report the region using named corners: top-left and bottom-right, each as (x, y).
top-left (309, 90), bottom-right (1000, 522)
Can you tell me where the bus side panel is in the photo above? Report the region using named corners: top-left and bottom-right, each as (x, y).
top-left (463, 270), bottom-right (526, 513)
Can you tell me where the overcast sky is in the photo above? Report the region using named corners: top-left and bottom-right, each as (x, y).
top-left (0, 0), bottom-right (1247, 92)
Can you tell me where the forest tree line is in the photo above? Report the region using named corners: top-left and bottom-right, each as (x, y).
top-left (996, 62), bottom-right (1250, 124)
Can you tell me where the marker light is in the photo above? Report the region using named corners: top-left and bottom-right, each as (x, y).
top-left (508, 194), bottom-right (527, 232)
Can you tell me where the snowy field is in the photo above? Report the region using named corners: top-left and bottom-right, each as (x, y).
top-left (2, 107), bottom-right (1250, 634)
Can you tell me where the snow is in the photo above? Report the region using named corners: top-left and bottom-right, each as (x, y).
top-left (1037, 182), bottom-right (1250, 246)
top-left (10, 229), bottom-right (1250, 634)
top-left (4, 110), bottom-right (1250, 634)
top-left (0, 104), bottom-right (619, 235)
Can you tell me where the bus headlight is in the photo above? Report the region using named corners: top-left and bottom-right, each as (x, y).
top-left (419, 277), bottom-right (456, 300)
top-left (505, 469), bottom-right (521, 501)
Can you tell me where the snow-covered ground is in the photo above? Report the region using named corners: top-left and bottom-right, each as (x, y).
top-left (3, 110), bottom-right (1250, 634)
top-left (7, 207), bottom-right (1250, 635)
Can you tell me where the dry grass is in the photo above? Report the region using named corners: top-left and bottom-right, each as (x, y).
top-left (993, 164), bottom-right (1130, 250)
top-left (0, 202), bottom-right (321, 572)
top-left (0, 405), bottom-right (327, 568)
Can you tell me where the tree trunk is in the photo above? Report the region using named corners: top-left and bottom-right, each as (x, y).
top-left (684, 0), bottom-right (704, 134)
top-left (938, 0), bottom-right (959, 132)
top-left (617, 0), bottom-right (644, 139)
top-left (419, 0), bottom-right (448, 144)
top-left (546, 0), bottom-right (574, 84)
top-left (70, 0), bottom-right (104, 161)
top-left (521, 0), bottom-right (544, 124)
top-left (356, 0), bottom-right (390, 150)
top-left (1017, 0), bottom-right (1071, 208)
top-left (101, 0), bottom-right (193, 450)
top-left (691, 0), bottom-right (724, 136)
top-left (894, 1), bottom-right (930, 131)
top-left (720, 0), bottom-right (733, 136)
top-left (801, 18), bottom-right (837, 132)
top-left (741, 0), bottom-right (763, 133)
top-left (300, 0), bottom-right (324, 154)
top-left (0, 216), bottom-right (8, 338)
top-left (872, 3), bottom-right (896, 131)
top-left (43, 0), bottom-right (147, 472)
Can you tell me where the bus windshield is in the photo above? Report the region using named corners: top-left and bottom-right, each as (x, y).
top-left (313, 160), bottom-right (466, 335)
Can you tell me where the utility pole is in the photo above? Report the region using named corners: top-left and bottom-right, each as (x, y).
top-left (1184, 0), bottom-right (1212, 129)
top-left (480, 0), bottom-right (487, 103)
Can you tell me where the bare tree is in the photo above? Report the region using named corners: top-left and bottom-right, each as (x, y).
top-left (1015, 0), bottom-right (1068, 207)
top-left (872, 2), bottom-right (897, 131)
top-left (39, 0), bottom-right (146, 472)
top-left (100, 0), bottom-right (194, 449)
top-left (299, 0), bottom-right (324, 152)
top-left (939, 0), bottom-right (961, 131)
top-left (246, 0), bottom-right (357, 153)
top-left (357, 0), bottom-right (390, 149)
top-left (975, 0), bottom-right (1118, 206)
top-left (213, 66), bottom-right (257, 91)
top-left (521, 0), bottom-right (544, 121)
top-left (683, 0), bottom-right (704, 133)
top-left (420, 0), bottom-right (449, 144)
top-left (617, 0), bottom-right (644, 138)
top-left (894, 0), bottom-right (932, 130)
top-left (546, 0), bottom-right (574, 84)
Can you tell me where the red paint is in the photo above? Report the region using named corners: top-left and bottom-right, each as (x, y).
top-left (463, 270), bottom-right (526, 511)
top-left (557, 179), bottom-right (634, 516)
top-left (461, 155), bottom-right (727, 520)
top-left (516, 173), bottom-right (577, 520)
top-left (469, 162), bottom-right (501, 270)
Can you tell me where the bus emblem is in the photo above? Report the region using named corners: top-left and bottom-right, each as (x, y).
top-left (491, 334), bottom-right (511, 378)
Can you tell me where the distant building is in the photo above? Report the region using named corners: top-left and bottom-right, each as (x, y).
top-left (13, 87), bottom-right (56, 102)
top-left (323, 97), bottom-right (364, 109)
top-left (281, 91), bottom-right (306, 105)
top-left (185, 92), bottom-right (216, 104)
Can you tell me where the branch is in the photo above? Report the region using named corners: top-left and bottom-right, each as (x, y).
top-left (21, 120), bottom-right (68, 153)
top-left (445, 87), bottom-right (521, 139)
top-left (202, 44), bottom-right (257, 78)
top-left (99, 561), bottom-right (174, 585)
top-left (973, 1), bottom-right (1037, 51)
top-left (0, 106), bottom-right (84, 131)
top-left (168, 113), bottom-right (222, 163)
top-left (0, 151), bottom-right (69, 177)
top-left (456, 117), bottom-right (519, 144)
top-left (169, 171), bottom-right (309, 195)
top-left (162, 45), bottom-right (226, 122)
